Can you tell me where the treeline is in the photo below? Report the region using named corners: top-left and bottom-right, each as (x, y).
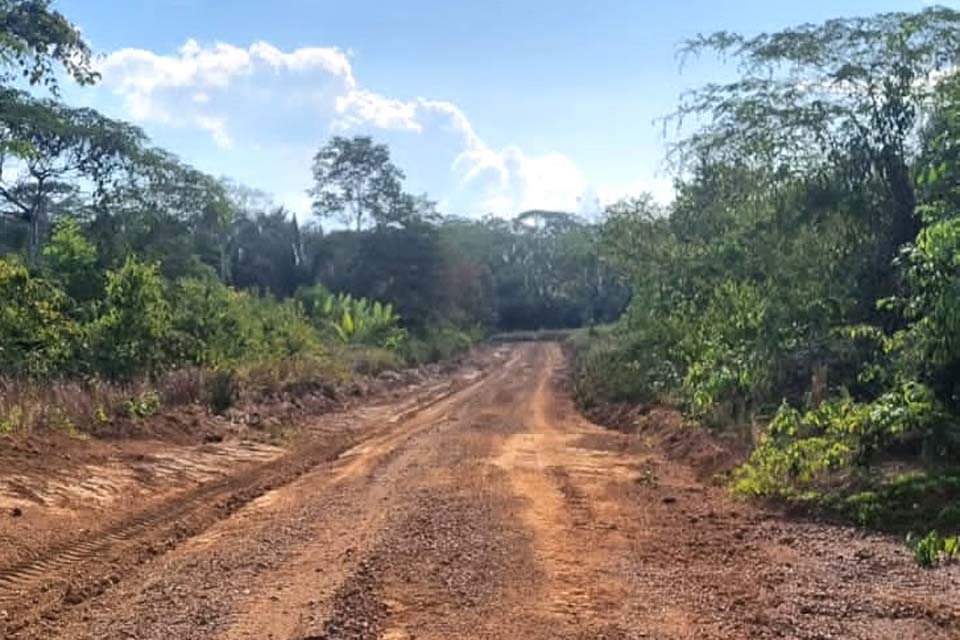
top-left (576, 7), bottom-right (960, 536)
top-left (0, 1), bottom-right (626, 387)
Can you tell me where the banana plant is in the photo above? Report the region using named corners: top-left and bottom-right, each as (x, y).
top-left (297, 286), bottom-right (406, 349)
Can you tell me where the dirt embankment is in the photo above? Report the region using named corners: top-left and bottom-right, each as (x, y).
top-left (0, 343), bottom-right (956, 640)
top-left (581, 402), bottom-right (751, 481)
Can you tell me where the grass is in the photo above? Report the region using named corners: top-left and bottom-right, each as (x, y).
top-left (906, 530), bottom-right (959, 568)
top-left (0, 344), bottom-right (402, 437)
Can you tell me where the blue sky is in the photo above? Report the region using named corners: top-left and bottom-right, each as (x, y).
top-left (57, 0), bottom-right (948, 219)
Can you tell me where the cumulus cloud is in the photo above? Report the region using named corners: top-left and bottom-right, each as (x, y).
top-left (96, 39), bottom-right (667, 216)
top-left (98, 39), bottom-right (355, 146)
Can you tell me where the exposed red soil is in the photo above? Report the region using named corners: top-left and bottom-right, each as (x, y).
top-left (583, 402), bottom-right (750, 481)
top-left (0, 343), bottom-right (955, 639)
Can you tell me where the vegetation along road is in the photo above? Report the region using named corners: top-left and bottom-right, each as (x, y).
top-left (0, 343), bottom-right (954, 640)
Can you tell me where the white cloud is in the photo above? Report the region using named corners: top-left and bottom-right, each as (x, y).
top-left (96, 39), bottom-right (658, 217)
top-left (98, 40), bottom-right (355, 152)
top-left (195, 115), bottom-right (232, 149)
top-left (334, 90), bottom-right (422, 132)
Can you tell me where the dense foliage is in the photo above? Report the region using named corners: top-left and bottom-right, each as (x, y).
top-left (574, 7), bottom-right (960, 537)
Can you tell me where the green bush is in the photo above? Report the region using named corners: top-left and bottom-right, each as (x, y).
top-left (680, 280), bottom-right (774, 423)
top-left (836, 471), bottom-right (960, 530)
top-left (571, 332), bottom-right (664, 408)
top-left (734, 383), bottom-right (951, 499)
top-left (247, 296), bottom-right (321, 358)
top-left (88, 256), bottom-right (172, 379)
top-left (42, 219), bottom-right (101, 304)
top-left (168, 275), bottom-right (257, 366)
top-left (401, 324), bottom-right (477, 365)
top-left (124, 390), bottom-right (161, 418)
top-left (0, 256), bottom-right (81, 378)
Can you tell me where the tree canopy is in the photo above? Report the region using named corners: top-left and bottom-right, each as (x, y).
top-left (309, 135), bottom-right (405, 231)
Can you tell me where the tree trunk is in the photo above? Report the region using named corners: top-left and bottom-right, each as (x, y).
top-left (866, 152), bottom-right (920, 324)
top-left (219, 242), bottom-right (230, 283)
top-left (887, 157), bottom-right (919, 253)
top-left (28, 212), bottom-right (42, 266)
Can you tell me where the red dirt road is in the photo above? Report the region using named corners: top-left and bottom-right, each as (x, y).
top-left (0, 343), bottom-right (957, 639)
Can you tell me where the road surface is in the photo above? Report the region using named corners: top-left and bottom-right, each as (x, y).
top-left (0, 343), bottom-right (956, 639)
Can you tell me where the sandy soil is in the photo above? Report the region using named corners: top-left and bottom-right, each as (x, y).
top-left (0, 343), bottom-right (956, 639)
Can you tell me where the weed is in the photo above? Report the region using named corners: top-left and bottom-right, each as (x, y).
top-left (906, 530), bottom-right (960, 568)
top-left (124, 390), bottom-right (161, 418)
top-left (0, 406), bottom-right (22, 434)
top-left (94, 405), bottom-right (111, 425)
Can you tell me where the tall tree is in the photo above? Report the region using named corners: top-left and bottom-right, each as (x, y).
top-left (0, 0), bottom-right (98, 94)
top-left (0, 90), bottom-right (146, 263)
top-left (309, 136), bottom-right (404, 231)
top-left (673, 7), bottom-right (960, 299)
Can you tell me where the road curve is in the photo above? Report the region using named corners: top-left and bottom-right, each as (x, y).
top-left (5, 343), bottom-right (958, 639)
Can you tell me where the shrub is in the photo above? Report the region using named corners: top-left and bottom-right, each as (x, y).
top-left (42, 219), bottom-right (101, 303)
top-left (206, 367), bottom-right (238, 414)
top-left (348, 345), bottom-right (403, 375)
top-left (836, 470), bottom-right (960, 530)
top-left (88, 256), bottom-right (172, 379)
top-left (124, 390), bottom-right (161, 418)
top-left (247, 296), bottom-right (321, 358)
top-left (571, 333), bottom-right (659, 408)
top-left (168, 275), bottom-right (251, 366)
top-left (734, 382), bottom-right (952, 498)
top-left (680, 280), bottom-right (775, 424)
top-left (570, 313), bottom-right (686, 409)
top-left (401, 324), bottom-right (477, 365)
top-left (0, 256), bottom-right (81, 378)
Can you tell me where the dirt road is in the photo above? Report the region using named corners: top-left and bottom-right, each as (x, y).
top-left (1, 343), bottom-right (957, 639)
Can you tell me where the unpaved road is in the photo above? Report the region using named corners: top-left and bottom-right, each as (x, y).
top-left (1, 343), bottom-right (957, 639)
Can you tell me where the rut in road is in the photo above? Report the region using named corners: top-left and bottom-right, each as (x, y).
top-left (7, 344), bottom-right (958, 640)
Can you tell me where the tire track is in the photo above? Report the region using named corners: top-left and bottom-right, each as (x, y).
top-left (0, 365), bottom-right (499, 636)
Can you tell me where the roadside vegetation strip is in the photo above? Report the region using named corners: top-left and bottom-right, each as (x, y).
top-left (566, 7), bottom-right (960, 558)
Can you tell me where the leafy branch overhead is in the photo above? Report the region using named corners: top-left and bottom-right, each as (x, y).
top-left (0, 0), bottom-right (98, 93)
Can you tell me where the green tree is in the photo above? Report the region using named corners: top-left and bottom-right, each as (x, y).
top-left (0, 255), bottom-right (78, 377)
top-left (0, 90), bottom-right (147, 263)
top-left (231, 208), bottom-right (309, 297)
top-left (41, 217), bottom-right (99, 303)
top-left (0, 0), bottom-right (98, 93)
top-left (309, 135), bottom-right (404, 231)
top-left (89, 256), bottom-right (171, 378)
top-left (674, 7), bottom-right (960, 298)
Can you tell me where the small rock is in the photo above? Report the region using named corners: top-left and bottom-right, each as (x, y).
top-left (662, 496), bottom-right (677, 504)
top-left (10, 507), bottom-right (22, 518)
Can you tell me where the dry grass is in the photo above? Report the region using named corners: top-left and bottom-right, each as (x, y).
top-left (0, 376), bottom-right (159, 435)
top-left (0, 345), bottom-right (402, 436)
